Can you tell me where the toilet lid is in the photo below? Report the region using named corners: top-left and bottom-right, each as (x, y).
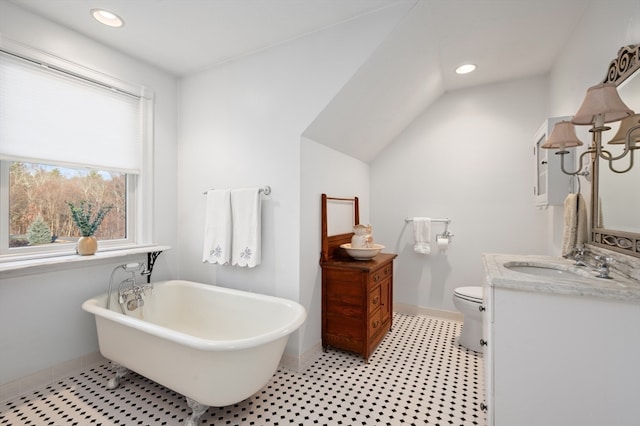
top-left (454, 286), bottom-right (483, 303)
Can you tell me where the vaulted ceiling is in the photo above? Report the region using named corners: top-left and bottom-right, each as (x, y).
top-left (7, 0), bottom-right (593, 161)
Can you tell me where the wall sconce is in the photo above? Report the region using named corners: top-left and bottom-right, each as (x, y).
top-left (542, 82), bottom-right (639, 174)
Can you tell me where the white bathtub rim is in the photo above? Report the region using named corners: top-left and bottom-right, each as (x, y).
top-left (82, 280), bottom-right (306, 352)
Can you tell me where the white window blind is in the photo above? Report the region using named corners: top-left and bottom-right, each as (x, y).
top-left (0, 51), bottom-right (142, 174)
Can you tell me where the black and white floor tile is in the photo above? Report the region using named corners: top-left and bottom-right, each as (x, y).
top-left (0, 313), bottom-right (485, 425)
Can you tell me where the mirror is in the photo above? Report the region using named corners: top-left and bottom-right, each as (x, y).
top-left (590, 44), bottom-right (640, 257)
top-left (326, 199), bottom-right (357, 236)
top-left (598, 75), bottom-right (640, 232)
top-left (321, 194), bottom-right (359, 262)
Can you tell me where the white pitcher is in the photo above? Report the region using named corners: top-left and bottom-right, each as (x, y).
top-left (351, 224), bottom-right (373, 248)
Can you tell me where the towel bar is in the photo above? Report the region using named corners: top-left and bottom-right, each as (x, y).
top-left (203, 186), bottom-right (271, 196)
top-left (404, 217), bottom-right (450, 223)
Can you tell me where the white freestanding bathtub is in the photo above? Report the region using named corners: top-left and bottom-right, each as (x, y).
top-left (82, 279), bottom-right (306, 425)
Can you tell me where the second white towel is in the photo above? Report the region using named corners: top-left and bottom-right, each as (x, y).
top-left (231, 188), bottom-right (262, 267)
top-left (412, 217), bottom-right (432, 254)
top-left (561, 193), bottom-right (588, 257)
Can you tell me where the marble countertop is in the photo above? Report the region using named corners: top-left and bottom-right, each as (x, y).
top-left (482, 253), bottom-right (640, 302)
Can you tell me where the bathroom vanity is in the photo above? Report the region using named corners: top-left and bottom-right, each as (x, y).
top-left (481, 253), bottom-right (640, 426)
top-left (320, 193), bottom-right (397, 361)
top-left (321, 253), bottom-right (396, 361)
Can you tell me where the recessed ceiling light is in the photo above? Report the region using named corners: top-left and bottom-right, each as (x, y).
top-left (91, 9), bottom-right (124, 28)
top-left (455, 64), bottom-right (477, 75)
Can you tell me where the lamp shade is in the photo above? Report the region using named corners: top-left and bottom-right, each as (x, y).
top-left (571, 82), bottom-right (634, 125)
top-left (541, 121), bottom-right (584, 150)
top-left (607, 114), bottom-right (640, 144)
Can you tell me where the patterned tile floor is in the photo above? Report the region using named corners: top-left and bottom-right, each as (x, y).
top-left (0, 313), bottom-right (485, 425)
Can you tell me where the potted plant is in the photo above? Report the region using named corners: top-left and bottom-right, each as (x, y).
top-left (68, 201), bottom-right (112, 255)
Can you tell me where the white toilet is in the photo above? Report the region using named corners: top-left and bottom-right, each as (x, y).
top-left (452, 286), bottom-right (484, 352)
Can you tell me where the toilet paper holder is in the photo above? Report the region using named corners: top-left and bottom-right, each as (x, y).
top-left (436, 231), bottom-right (453, 243)
top-left (436, 222), bottom-right (454, 243)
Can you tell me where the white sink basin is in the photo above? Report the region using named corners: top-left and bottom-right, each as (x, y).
top-left (504, 263), bottom-right (587, 279)
top-left (340, 243), bottom-right (385, 260)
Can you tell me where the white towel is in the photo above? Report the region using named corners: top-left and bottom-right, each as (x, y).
top-left (202, 189), bottom-right (232, 265)
top-left (412, 217), bottom-right (431, 254)
top-left (231, 188), bottom-right (262, 267)
top-left (561, 193), bottom-right (588, 257)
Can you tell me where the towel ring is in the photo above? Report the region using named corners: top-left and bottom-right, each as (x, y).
top-left (570, 175), bottom-right (581, 194)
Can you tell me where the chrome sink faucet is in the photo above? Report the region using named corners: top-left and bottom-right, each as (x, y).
top-left (594, 255), bottom-right (613, 279)
top-left (571, 248), bottom-right (613, 279)
top-left (572, 246), bottom-right (588, 267)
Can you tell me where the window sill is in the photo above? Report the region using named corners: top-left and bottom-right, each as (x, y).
top-left (0, 244), bottom-right (171, 279)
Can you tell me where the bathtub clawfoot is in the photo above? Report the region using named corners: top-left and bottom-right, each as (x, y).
top-left (106, 362), bottom-right (129, 390)
top-left (185, 397), bottom-right (208, 426)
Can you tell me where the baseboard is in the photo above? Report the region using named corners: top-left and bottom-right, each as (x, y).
top-left (0, 351), bottom-right (107, 403)
top-left (280, 342), bottom-right (323, 373)
top-left (394, 303), bottom-right (463, 322)
top-left (280, 307), bottom-right (462, 373)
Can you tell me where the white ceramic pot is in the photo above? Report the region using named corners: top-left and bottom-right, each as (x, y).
top-left (351, 224), bottom-right (373, 248)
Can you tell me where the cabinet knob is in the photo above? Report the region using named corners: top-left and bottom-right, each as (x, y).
top-left (480, 339), bottom-right (488, 347)
top-left (372, 320), bottom-right (379, 328)
top-left (373, 274), bottom-right (380, 282)
top-left (384, 267), bottom-right (391, 274)
top-left (372, 296), bottom-right (379, 306)
top-left (479, 305), bottom-right (486, 312)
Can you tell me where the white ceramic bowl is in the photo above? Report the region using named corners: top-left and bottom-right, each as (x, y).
top-left (340, 243), bottom-right (385, 260)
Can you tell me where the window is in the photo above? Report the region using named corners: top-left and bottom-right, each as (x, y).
top-left (3, 161), bottom-right (130, 256)
top-left (0, 40), bottom-right (153, 260)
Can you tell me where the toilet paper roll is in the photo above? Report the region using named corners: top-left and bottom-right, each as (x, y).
top-left (437, 236), bottom-right (449, 252)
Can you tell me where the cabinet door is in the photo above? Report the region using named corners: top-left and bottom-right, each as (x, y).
top-left (533, 116), bottom-right (575, 207)
top-left (482, 281), bottom-right (494, 426)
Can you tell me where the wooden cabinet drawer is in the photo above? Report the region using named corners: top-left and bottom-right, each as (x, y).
top-left (368, 285), bottom-right (381, 313)
top-left (369, 264), bottom-right (392, 284)
top-left (368, 307), bottom-right (383, 336)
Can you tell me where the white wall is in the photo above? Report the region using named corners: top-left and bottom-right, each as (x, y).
top-left (370, 76), bottom-right (549, 312)
top-left (299, 137), bottom-right (370, 357)
top-left (368, 0), bottom-right (639, 314)
top-left (0, 2), bottom-right (179, 384)
top-left (176, 7), bottom-right (403, 358)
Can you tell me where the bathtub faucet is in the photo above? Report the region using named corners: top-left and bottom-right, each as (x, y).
top-left (107, 262), bottom-right (151, 312)
top-left (118, 278), bottom-right (152, 311)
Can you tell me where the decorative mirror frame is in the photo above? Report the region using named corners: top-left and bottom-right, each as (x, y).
top-left (590, 43), bottom-right (640, 257)
top-left (321, 194), bottom-right (359, 263)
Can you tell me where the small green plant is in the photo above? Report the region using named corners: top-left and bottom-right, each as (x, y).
top-left (27, 215), bottom-right (52, 245)
top-left (68, 201), bottom-right (113, 237)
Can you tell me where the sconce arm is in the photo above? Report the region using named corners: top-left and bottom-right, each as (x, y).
top-left (598, 123), bottom-right (639, 173)
top-left (557, 149), bottom-right (593, 176)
